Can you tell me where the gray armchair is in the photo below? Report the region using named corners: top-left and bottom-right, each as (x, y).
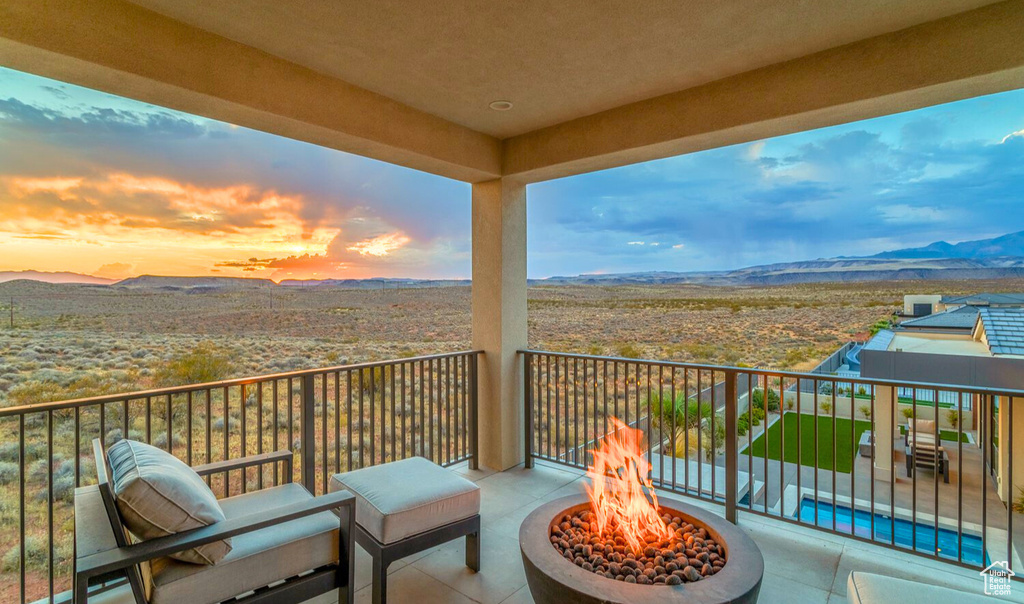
top-left (74, 439), bottom-right (356, 604)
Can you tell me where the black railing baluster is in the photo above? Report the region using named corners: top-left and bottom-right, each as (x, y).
top-left (1007, 392), bottom-right (1013, 568)
top-left (300, 374), bottom-right (316, 494)
top-left (831, 379), bottom-right (836, 533)
top-left (335, 372), bottom-right (342, 473)
top-left (186, 392), bottom-right (193, 466)
top-left (469, 353), bottom-right (479, 469)
top-left (258, 381), bottom-right (264, 489)
top-left (20, 413), bottom-right (26, 604)
top-left (47, 409), bottom-right (54, 601)
top-left (347, 370), bottom-right (354, 472)
top-left (272, 381), bottom-right (279, 484)
top-left (321, 374), bottom-right (328, 494)
top-left (957, 391), bottom-right (963, 564)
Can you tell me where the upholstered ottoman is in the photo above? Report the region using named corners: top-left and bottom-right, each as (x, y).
top-left (329, 457), bottom-right (481, 604)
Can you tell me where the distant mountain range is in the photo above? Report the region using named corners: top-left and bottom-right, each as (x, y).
top-left (870, 230), bottom-right (1024, 259)
top-left (5, 231), bottom-right (1024, 289)
top-left (0, 270), bottom-right (115, 285)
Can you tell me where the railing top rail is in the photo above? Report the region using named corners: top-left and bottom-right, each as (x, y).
top-left (518, 348), bottom-right (1024, 399)
top-left (0, 349), bottom-right (482, 417)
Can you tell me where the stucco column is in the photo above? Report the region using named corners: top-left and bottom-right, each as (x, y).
top-left (472, 177), bottom-right (527, 470)
top-left (873, 386), bottom-right (894, 482)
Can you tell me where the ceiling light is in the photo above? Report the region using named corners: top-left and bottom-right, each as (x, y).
top-left (489, 100), bottom-right (513, 111)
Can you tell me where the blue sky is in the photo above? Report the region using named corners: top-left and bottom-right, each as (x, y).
top-left (0, 65), bottom-right (1022, 280)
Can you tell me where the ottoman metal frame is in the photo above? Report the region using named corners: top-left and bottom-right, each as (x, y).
top-left (357, 513), bottom-right (480, 604)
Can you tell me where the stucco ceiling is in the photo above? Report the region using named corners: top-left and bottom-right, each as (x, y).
top-left (123, 0), bottom-right (999, 138)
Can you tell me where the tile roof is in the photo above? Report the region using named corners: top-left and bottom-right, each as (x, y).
top-left (978, 308), bottom-right (1024, 356)
top-left (940, 292), bottom-right (1024, 306)
top-left (899, 305), bottom-right (980, 330)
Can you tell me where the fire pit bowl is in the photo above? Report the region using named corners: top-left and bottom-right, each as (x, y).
top-left (519, 494), bottom-right (763, 604)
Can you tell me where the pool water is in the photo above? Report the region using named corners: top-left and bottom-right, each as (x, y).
top-left (798, 498), bottom-right (989, 566)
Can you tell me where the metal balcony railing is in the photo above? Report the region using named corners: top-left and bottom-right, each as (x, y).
top-left (0, 350), bottom-right (479, 604)
top-left (521, 349), bottom-right (1023, 579)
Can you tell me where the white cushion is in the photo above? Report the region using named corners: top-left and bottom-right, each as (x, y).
top-left (107, 440), bottom-right (229, 565)
top-left (329, 457), bottom-right (479, 544)
top-left (147, 483), bottom-right (339, 604)
top-left (847, 571), bottom-right (994, 604)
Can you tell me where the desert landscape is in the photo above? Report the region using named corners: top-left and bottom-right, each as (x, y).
top-left (4, 277), bottom-right (1023, 408)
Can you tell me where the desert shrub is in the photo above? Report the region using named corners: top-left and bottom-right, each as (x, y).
top-left (6, 379), bottom-right (67, 407)
top-left (869, 318), bottom-right (891, 336)
top-left (3, 535), bottom-right (47, 572)
top-left (0, 461), bottom-right (19, 485)
top-left (946, 409), bottom-right (960, 428)
top-left (154, 341), bottom-right (236, 386)
top-left (616, 343), bottom-right (642, 359)
top-left (359, 365), bottom-right (394, 393)
top-left (785, 399), bottom-right (794, 411)
top-left (1013, 487), bottom-right (1024, 514)
top-left (901, 407), bottom-right (915, 420)
top-left (681, 342), bottom-right (715, 361)
top-left (859, 404), bottom-right (872, 419)
top-left (820, 400), bottom-right (832, 414)
top-left (737, 417), bottom-right (749, 436)
top-left (751, 388), bottom-right (780, 412)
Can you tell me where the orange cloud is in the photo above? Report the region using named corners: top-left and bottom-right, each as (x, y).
top-left (346, 232), bottom-right (410, 257)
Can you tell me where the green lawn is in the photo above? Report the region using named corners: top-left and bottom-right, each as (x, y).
top-left (740, 412), bottom-right (871, 474)
top-left (898, 425), bottom-right (971, 443)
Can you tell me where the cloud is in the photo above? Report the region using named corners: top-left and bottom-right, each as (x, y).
top-left (878, 204), bottom-right (951, 224)
top-left (346, 232), bottom-right (410, 257)
top-left (95, 262), bottom-right (134, 279)
top-left (1001, 128), bottom-right (1024, 144)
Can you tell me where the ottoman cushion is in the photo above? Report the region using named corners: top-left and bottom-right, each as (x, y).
top-left (329, 457), bottom-right (479, 544)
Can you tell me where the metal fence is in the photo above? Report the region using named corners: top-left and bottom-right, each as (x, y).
top-left (521, 349), bottom-right (1022, 577)
top-left (0, 350), bottom-right (479, 604)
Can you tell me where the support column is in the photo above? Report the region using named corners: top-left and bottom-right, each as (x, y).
top-left (472, 178), bottom-right (527, 471)
top-left (873, 386), bottom-right (894, 482)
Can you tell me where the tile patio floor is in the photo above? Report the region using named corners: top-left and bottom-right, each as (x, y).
top-left (307, 461), bottom-right (1020, 604)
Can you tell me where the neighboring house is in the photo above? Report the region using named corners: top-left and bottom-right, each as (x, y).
top-left (896, 304), bottom-right (982, 334)
top-left (859, 307), bottom-right (1024, 504)
top-left (940, 292), bottom-right (1024, 310)
top-left (899, 292), bottom-right (1024, 319)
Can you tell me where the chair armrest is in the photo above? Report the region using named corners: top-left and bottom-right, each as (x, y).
top-left (76, 489), bottom-right (355, 578)
top-left (192, 449), bottom-right (293, 479)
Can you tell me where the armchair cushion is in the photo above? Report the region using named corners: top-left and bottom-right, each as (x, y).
top-left (146, 483), bottom-right (339, 604)
top-left (107, 440), bottom-right (230, 565)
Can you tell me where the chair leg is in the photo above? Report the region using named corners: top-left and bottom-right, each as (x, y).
top-left (372, 556), bottom-right (388, 604)
top-left (466, 531), bottom-right (480, 572)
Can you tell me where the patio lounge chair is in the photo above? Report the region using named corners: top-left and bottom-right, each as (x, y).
top-left (73, 439), bottom-right (356, 604)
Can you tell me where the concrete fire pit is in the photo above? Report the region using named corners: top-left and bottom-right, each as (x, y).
top-left (519, 494), bottom-right (763, 604)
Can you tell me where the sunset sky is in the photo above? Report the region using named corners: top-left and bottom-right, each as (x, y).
top-left (1, 66), bottom-right (1023, 281)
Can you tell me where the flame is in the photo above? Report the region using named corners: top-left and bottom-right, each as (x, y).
top-left (585, 417), bottom-right (673, 555)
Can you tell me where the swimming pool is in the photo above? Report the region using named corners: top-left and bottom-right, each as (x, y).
top-left (798, 497), bottom-right (988, 566)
